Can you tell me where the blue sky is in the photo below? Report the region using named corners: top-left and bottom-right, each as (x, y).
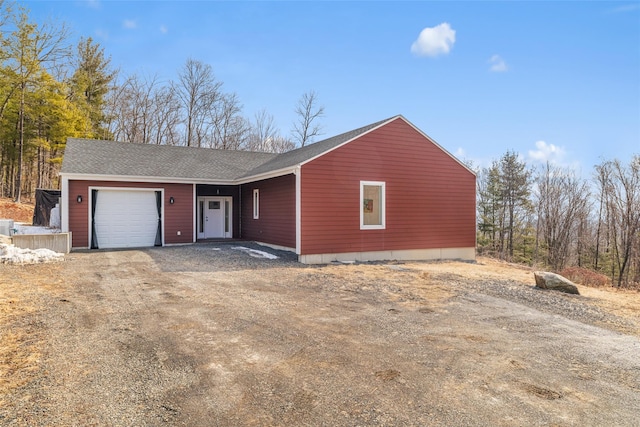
top-left (26, 1), bottom-right (639, 174)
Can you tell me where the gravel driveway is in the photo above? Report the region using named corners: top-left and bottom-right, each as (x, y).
top-left (2, 243), bottom-right (639, 426)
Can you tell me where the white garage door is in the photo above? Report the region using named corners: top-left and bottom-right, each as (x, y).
top-left (93, 189), bottom-right (160, 249)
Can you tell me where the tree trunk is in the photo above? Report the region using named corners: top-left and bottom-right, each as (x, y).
top-left (15, 84), bottom-right (25, 203)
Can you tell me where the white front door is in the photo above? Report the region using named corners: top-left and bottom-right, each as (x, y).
top-left (197, 197), bottom-right (232, 239)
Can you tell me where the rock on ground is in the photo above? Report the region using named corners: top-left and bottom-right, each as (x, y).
top-left (534, 271), bottom-right (580, 294)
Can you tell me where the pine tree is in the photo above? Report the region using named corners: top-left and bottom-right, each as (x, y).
top-left (69, 37), bottom-right (115, 139)
top-left (499, 151), bottom-right (532, 260)
top-left (1, 7), bottom-right (69, 201)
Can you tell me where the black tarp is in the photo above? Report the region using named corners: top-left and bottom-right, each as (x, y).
top-left (155, 191), bottom-right (162, 246)
top-left (91, 189), bottom-right (98, 249)
top-left (33, 189), bottom-right (61, 226)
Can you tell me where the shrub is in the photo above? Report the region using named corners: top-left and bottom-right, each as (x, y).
top-left (559, 267), bottom-right (610, 287)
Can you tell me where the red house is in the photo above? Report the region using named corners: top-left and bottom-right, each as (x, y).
top-left (60, 116), bottom-right (476, 263)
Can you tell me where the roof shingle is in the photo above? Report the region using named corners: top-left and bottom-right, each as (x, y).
top-left (61, 140), bottom-right (277, 181)
top-left (61, 116), bottom-right (399, 182)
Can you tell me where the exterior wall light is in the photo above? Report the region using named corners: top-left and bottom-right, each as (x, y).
top-left (169, 197), bottom-right (175, 204)
top-left (76, 195), bottom-right (83, 203)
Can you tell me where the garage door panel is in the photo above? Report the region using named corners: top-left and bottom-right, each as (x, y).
top-left (93, 190), bottom-right (160, 249)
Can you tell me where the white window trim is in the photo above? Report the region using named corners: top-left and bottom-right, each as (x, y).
top-left (253, 189), bottom-right (259, 219)
top-left (360, 181), bottom-right (385, 230)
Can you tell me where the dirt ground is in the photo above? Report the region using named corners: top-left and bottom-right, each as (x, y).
top-left (1, 245), bottom-right (639, 426)
top-left (0, 198), bottom-right (34, 224)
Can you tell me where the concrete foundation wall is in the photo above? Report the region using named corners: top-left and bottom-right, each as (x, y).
top-left (0, 219), bottom-right (14, 236)
top-left (299, 247), bottom-right (475, 265)
top-left (12, 233), bottom-right (72, 254)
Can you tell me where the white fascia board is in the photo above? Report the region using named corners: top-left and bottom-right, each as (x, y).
top-left (235, 166), bottom-right (297, 185)
top-left (297, 116), bottom-right (399, 168)
top-left (398, 116), bottom-right (477, 176)
top-left (59, 172), bottom-right (236, 185)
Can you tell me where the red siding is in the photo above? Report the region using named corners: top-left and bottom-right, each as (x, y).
top-left (241, 175), bottom-right (296, 248)
top-left (300, 118), bottom-right (476, 255)
top-left (67, 180), bottom-right (193, 248)
top-left (164, 184), bottom-right (194, 244)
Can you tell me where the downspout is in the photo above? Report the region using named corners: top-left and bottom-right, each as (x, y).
top-left (192, 184), bottom-right (196, 242)
top-left (238, 184), bottom-right (242, 239)
top-left (294, 166), bottom-right (301, 256)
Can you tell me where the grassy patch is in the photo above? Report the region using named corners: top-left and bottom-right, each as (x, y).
top-left (0, 263), bottom-right (63, 402)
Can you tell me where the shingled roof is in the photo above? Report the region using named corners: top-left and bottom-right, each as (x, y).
top-left (61, 139), bottom-right (278, 181)
top-left (238, 116), bottom-right (395, 178)
top-left (61, 116), bottom-right (398, 182)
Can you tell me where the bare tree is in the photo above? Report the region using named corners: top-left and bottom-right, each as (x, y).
top-left (105, 74), bottom-right (181, 145)
top-left (107, 62), bottom-right (252, 149)
top-left (103, 72), bottom-right (130, 141)
top-left (535, 162), bottom-right (590, 271)
top-left (267, 136), bottom-right (296, 153)
top-left (148, 84), bottom-right (181, 145)
top-left (246, 109), bottom-right (295, 153)
top-left (592, 162), bottom-right (611, 271)
top-left (292, 90), bottom-right (324, 147)
top-left (174, 59), bottom-right (221, 147)
top-left (208, 92), bottom-right (249, 150)
top-left (247, 109), bottom-right (278, 152)
top-left (105, 74), bottom-right (146, 143)
top-left (595, 157), bottom-right (640, 286)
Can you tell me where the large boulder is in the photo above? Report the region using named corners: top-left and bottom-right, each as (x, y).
top-left (534, 271), bottom-right (580, 295)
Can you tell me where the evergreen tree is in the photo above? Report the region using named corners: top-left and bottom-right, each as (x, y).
top-left (1, 6), bottom-right (69, 201)
top-left (69, 37), bottom-right (115, 139)
top-left (477, 151), bottom-right (532, 261)
top-left (499, 151), bottom-right (532, 260)
top-left (30, 71), bottom-right (90, 188)
top-left (477, 161), bottom-right (503, 254)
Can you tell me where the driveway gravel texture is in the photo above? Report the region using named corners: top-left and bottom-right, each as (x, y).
top-left (1, 242), bottom-right (639, 426)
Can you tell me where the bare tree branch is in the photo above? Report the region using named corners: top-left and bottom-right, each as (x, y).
top-left (292, 90), bottom-right (324, 147)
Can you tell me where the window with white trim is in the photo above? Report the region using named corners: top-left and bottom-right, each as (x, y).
top-left (253, 189), bottom-right (259, 219)
top-left (360, 181), bottom-right (385, 229)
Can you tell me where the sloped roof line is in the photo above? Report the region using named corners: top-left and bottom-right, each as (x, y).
top-left (239, 115), bottom-right (400, 178)
top-left (61, 115), bottom-right (474, 181)
top-left (60, 138), bottom-right (278, 181)
top-left (240, 114), bottom-right (476, 179)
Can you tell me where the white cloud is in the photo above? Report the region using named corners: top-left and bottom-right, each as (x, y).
top-left (488, 54), bottom-right (508, 72)
top-left (160, 25), bottom-right (168, 34)
top-left (411, 23), bottom-right (456, 57)
top-left (123, 19), bottom-right (137, 29)
top-left (455, 147), bottom-right (466, 158)
top-left (528, 140), bottom-right (566, 164)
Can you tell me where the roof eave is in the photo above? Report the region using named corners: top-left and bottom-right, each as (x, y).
top-left (59, 172), bottom-right (238, 185)
top-left (235, 166), bottom-right (298, 185)
top-left (297, 115), bottom-right (400, 168)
